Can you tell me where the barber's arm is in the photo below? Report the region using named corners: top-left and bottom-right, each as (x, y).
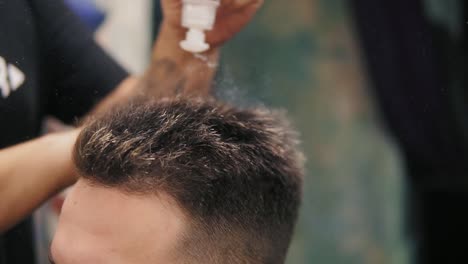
top-left (0, 0), bottom-right (263, 233)
top-left (99, 0), bottom-right (264, 108)
top-left (0, 130), bottom-right (79, 232)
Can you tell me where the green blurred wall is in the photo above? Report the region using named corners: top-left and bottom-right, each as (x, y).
top-left (218, 1), bottom-right (409, 263)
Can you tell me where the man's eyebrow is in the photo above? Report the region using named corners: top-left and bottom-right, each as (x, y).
top-left (48, 245), bottom-right (56, 264)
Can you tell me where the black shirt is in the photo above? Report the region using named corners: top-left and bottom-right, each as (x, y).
top-left (0, 0), bottom-right (128, 263)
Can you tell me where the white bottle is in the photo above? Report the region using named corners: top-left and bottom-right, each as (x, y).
top-left (180, 0), bottom-right (220, 53)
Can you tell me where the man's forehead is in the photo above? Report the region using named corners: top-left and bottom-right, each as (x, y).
top-left (51, 179), bottom-right (186, 263)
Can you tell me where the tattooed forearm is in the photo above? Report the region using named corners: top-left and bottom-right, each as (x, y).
top-left (139, 58), bottom-right (187, 98)
top-left (138, 54), bottom-right (217, 99)
top-left (89, 53), bottom-right (219, 118)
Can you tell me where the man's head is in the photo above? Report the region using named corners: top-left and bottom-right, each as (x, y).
top-left (51, 98), bottom-right (304, 264)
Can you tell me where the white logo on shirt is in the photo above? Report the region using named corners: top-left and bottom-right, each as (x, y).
top-left (0, 56), bottom-right (26, 99)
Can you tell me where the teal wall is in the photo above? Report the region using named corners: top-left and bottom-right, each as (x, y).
top-left (219, 1), bottom-right (409, 263)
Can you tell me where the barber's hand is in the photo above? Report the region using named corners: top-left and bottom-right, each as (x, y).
top-left (144, 0), bottom-right (263, 99)
top-left (161, 0), bottom-right (264, 48)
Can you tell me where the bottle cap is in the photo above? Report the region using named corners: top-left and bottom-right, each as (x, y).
top-left (180, 28), bottom-right (210, 53)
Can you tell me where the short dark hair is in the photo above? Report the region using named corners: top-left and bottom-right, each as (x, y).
top-left (73, 97), bottom-right (304, 264)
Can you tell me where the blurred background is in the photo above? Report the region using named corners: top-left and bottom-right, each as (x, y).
top-left (217, 1), bottom-right (409, 263)
top-left (34, 0), bottom-right (468, 263)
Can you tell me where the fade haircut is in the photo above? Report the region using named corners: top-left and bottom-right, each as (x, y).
top-left (73, 97), bottom-right (304, 264)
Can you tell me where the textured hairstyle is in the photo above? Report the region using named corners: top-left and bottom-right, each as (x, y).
top-left (73, 97), bottom-right (304, 264)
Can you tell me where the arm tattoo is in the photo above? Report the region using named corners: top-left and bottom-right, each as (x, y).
top-left (139, 58), bottom-right (188, 98)
top-left (138, 55), bottom-right (215, 99)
